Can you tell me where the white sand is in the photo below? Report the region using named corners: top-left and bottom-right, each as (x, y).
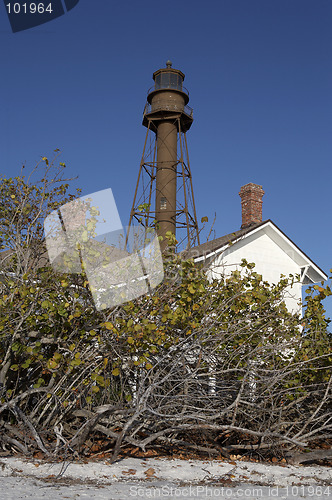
top-left (0, 455), bottom-right (331, 499)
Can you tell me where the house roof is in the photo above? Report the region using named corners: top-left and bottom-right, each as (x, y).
top-left (184, 219), bottom-right (328, 284)
top-left (185, 221), bottom-right (265, 259)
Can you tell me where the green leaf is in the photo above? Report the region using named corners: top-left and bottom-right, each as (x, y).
top-left (103, 322), bottom-right (112, 330)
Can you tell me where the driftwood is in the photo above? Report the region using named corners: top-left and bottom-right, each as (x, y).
top-left (285, 448), bottom-right (332, 465)
top-left (0, 434), bottom-right (28, 454)
top-left (12, 406), bottom-right (50, 457)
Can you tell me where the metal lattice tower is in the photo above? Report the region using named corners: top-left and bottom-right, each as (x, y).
top-left (128, 61), bottom-right (200, 252)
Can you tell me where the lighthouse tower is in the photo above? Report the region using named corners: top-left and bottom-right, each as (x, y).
top-left (128, 61), bottom-right (200, 252)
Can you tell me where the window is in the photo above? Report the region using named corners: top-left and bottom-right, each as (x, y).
top-left (155, 72), bottom-right (183, 91)
top-left (160, 197), bottom-right (167, 210)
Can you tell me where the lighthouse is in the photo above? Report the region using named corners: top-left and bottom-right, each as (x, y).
top-left (128, 61), bottom-right (199, 252)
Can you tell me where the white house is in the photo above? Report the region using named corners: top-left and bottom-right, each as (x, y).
top-left (187, 183), bottom-right (327, 314)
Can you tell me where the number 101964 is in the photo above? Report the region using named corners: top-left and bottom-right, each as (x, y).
top-left (6, 3), bottom-right (54, 14)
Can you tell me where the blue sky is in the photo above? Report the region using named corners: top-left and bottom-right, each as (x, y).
top-left (1, 0), bottom-right (331, 318)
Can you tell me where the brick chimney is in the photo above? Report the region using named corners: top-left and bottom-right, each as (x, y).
top-left (239, 183), bottom-right (265, 229)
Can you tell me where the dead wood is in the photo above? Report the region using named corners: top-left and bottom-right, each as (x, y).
top-left (157, 436), bottom-right (221, 457)
top-left (69, 403), bottom-right (123, 452)
top-left (285, 448), bottom-right (332, 465)
top-left (12, 406), bottom-right (50, 456)
top-left (0, 433), bottom-right (29, 454)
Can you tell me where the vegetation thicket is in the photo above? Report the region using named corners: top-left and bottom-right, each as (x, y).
top-left (0, 157), bottom-right (331, 462)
